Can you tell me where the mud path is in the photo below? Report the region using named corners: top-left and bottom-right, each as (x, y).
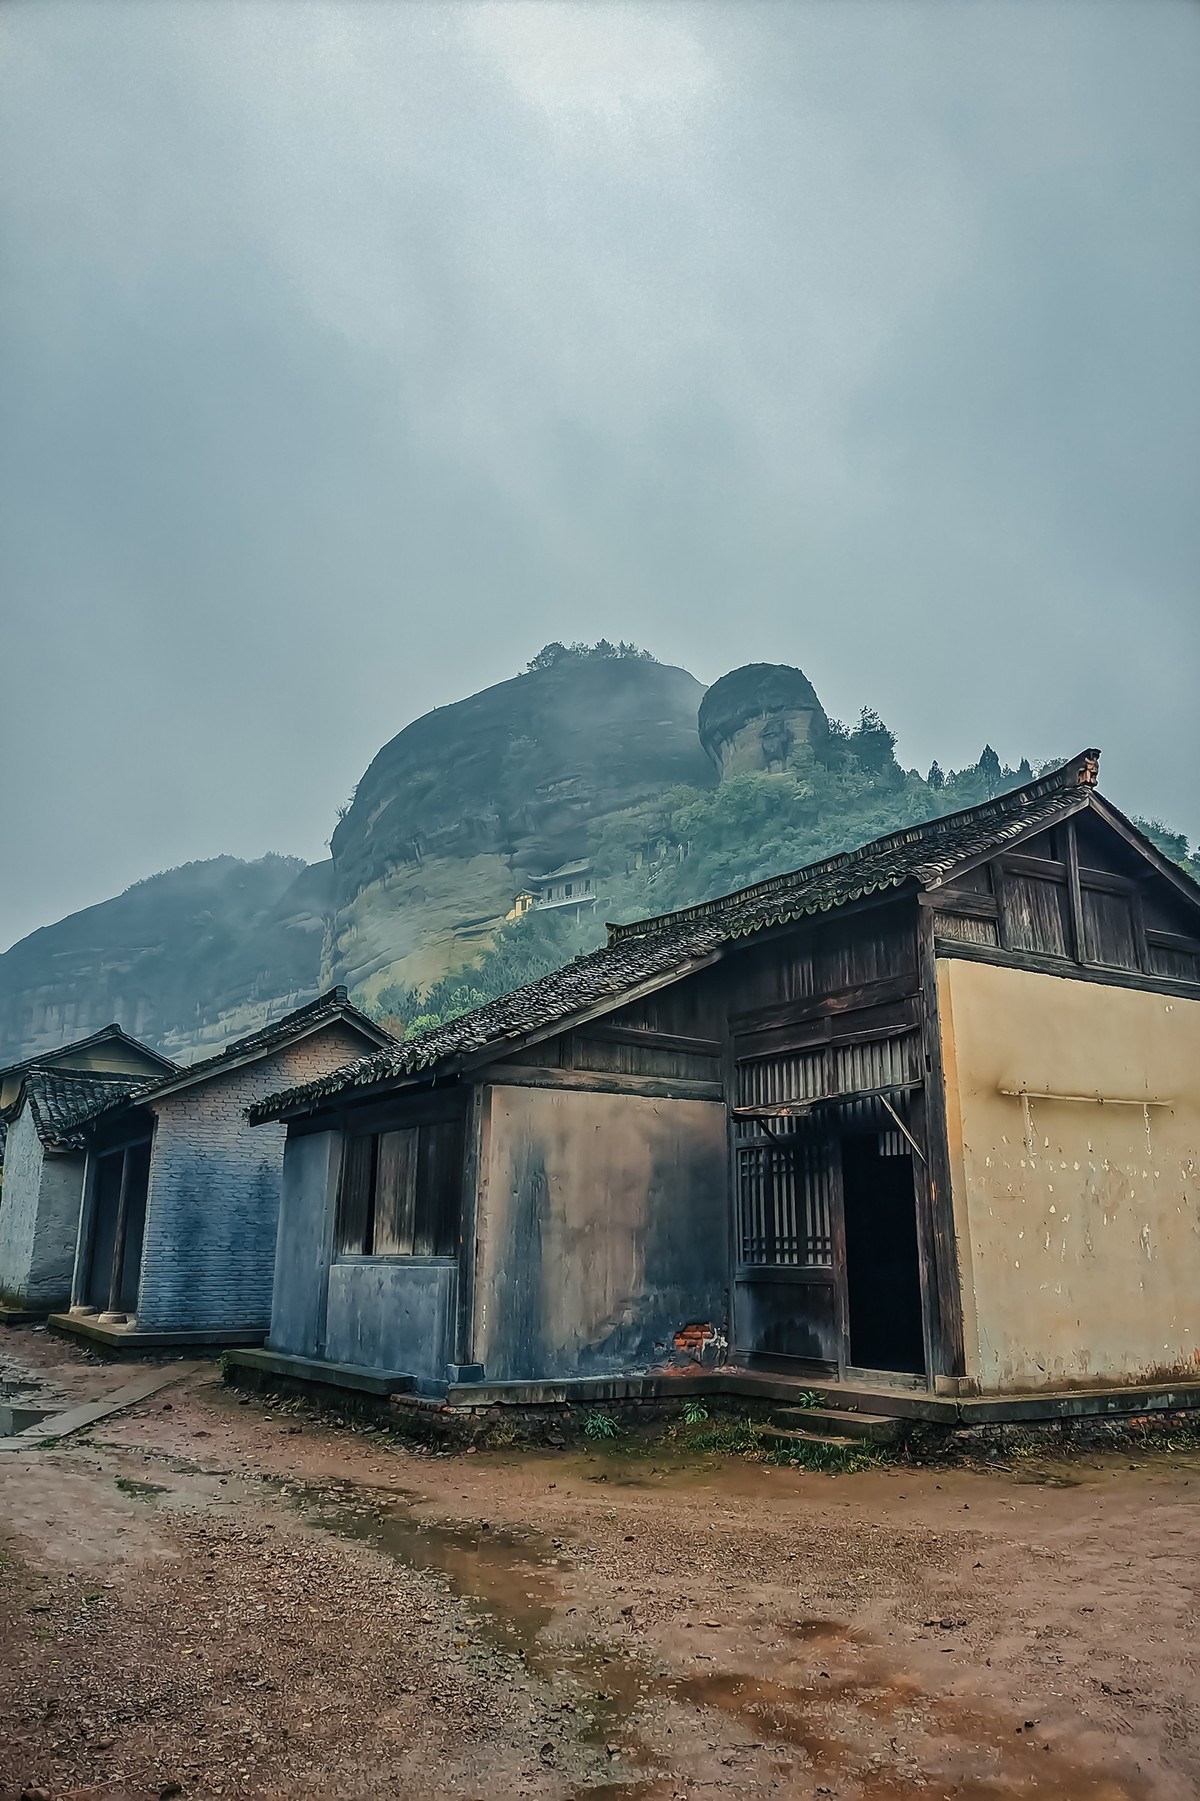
top-left (1, 1329), bottom-right (1196, 1800)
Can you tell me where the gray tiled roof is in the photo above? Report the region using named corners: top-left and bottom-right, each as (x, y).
top-left (6, 1069), bottom-right (151, 1150)
top-left (0, 1023), bottom-right (175, 1086)
top-left (51, 988), bottom-right (394, 1141)
top-left (250, 751), bottom-right (1105, 1123)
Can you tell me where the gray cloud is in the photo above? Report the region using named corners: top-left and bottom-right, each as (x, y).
top-left (1, 0), bottom-right (1197, 949)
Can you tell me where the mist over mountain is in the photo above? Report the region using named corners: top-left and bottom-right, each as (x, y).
top-left (1, 644), bottom-right (1195, 1065)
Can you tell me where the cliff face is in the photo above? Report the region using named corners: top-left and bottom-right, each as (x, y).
top-left (325, 657), bottom-right (713, 1000)
top-left (0, 657), bottom-right (716, 1062)
top-left (0, 855), bottom-right (324, 1067)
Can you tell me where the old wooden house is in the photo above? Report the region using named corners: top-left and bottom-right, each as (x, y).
top-left (0, 1026), bottom-right (176, 1318)
top-left (49, 989), bottom-right (393, 1351)
top-left (242, 754), bottom-right (1200, 1419)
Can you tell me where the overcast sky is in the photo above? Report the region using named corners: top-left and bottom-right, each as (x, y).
top-left (1, 1), bottom-right (1197, 951)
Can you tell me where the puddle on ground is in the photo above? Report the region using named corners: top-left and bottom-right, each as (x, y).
top-left (284, 1477), bottom-right (1151, 1801)
top-left (1011, 1464), bottom-right (1082, 1488)
top-left (114, 1476), bottom-right (172, 1498)
top-left (293, 1480), bottom-right (558, 1655)
top-left (289, 1479), bottom-right (668, 1773)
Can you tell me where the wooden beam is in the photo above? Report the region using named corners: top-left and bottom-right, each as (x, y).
top-left (1000, 851), bottom-right (1068, 883)
top-left (921, 795), bottom-right (1088, 896)
top-left (105, 1146), bottom-right (133, 1317)
top-left (933, 936), bottom-right (1200, 1000)
top-left (1146, 927), bottom-right (1200, 955)
top-left (1065, 818), bottom-right (1086, 964)
top-left (454, 1083), bottom-right (487, 1370)
top-left (916, 904), bottom-right (966, 1381)
top-left (70, 1148), bottom-right (99, 1311)
top-left (728, 972), bottom-right (918, 1036)
top-left (484, 1067), bottom-right (724, 1102)
top-left (917, 890), bottom-right (999, 920)
top-left (581, 1023), bottom-right (722, 1055)
top-left (732, 1080), bottom-right (922, 1120)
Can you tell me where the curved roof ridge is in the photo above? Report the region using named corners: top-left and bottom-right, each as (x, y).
top-left (608, 749), bottom-right (1098, 945)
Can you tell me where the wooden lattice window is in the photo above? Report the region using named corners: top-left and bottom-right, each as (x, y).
top-left (735, 1125), bottom-right (834, 1268)
top-left (336, 1116), bottom-right (463, 1257)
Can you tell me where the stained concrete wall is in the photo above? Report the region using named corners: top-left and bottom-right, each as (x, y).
top-left (269, 1129), bottom-right (341, 1359)
top-left (474, 1083), bottom-right (729, 1382)
top-left (133, 1022), bottom-right (375, 1332)
top-left (324, 1260), bottom-right (456, 1381)
top-left (938, 958), bottom-right (1200, 1392)
top-left (0, 1105), bottom-right (85, 1309)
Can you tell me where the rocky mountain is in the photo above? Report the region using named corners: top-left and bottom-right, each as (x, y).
top-left (0, 651), bottom-right (732, 1063)
top-left (324, 653), bottom-right (714, 1006)
top-left (0, 855), bottom-right (329, 1066)
top-left (8, 645), bottom-right (1100, 1069)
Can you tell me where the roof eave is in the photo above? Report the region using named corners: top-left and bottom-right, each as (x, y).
top-left (136, 1005), bottom-right (395, 1108)
top-left (251, 942), bottom-right (737, 1124)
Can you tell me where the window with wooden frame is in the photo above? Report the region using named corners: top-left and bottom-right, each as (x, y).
top-left (336, 1116), bottom-right (464, 1258)
top-left (735, 1119), bottom-right (835, 1268)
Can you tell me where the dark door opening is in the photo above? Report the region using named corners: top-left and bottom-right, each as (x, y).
top-left (85, 1141), bottom-right (151, 1314)
top-left (840, 1132), bottom-right (925, 1375)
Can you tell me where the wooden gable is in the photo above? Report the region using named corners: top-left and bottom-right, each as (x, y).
top-left (927, 800), bottom-right (1200, 989)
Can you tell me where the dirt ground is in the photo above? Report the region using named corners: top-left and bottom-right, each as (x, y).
top-left (1, 1329), bottom-right (1196, 1801)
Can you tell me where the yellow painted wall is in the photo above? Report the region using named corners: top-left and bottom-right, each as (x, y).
top-left (938, 958), bottom-right (1200, 1392)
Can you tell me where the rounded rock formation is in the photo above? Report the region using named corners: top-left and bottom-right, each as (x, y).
top-left (697, 662), bottom-right (828, 778)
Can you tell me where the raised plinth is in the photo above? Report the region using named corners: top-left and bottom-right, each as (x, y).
top-left (48, 1313), bottom-right (268, 1359)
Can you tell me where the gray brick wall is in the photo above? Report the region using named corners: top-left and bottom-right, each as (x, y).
top-left (133, 1023), bottom-right (373, 1331)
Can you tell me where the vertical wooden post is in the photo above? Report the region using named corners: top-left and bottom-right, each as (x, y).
top-left (454, 1084), bottom-right (487, 1371)
top-left (1065, 818), bottom-right (1086, 965)
top-left (103, 1146), bottom-right (132, 1318)
top-left (720, 1005), bottom-right (740, 1363)
top-left (70, 1148), bottom-right (99, 1311)
top-left (827, 1133), bottom-right (850, 1375)
top-left (916, 904), bottom-right (965, 1382)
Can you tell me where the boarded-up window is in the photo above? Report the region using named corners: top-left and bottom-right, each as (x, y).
top-left (337, 1118), bottom-right (463, 1257)
top-left (1147, 939), bottom-right (1200, 983)
top-left (373, 1129), bottom-right (419, 1253)
top-left (1081, 888), bottom-right (1140, 970)
top-left (1001, 873), bottom-right (1072, 958)
top-left (933, 911), bottom-right (1000, 947)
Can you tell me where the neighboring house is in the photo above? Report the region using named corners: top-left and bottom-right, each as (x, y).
top-left (242, 752), bottom-right (1200, 1422)
top-left (0, 1026), bottom-right (177, 1318)
top-left (48, 989), bottom-right (394, 1351)
top-left (507, 860), bottom-right (597, 922)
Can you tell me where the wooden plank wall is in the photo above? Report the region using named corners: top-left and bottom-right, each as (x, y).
top-left (929, 818), bottom-right (1200, 988)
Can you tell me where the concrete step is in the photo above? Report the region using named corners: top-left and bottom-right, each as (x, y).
top-left (756, 1424), bottom-right (873, 1456)
top-left (225, 1347), bottom-right (415, 1397)
top-left (769, 1406), bottom-right (901, 1444)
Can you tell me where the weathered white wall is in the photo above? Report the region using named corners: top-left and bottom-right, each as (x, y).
top-left (133, 1023), bottom-right (374, 1332)
top-left (939, 959), bottom-right (1200, 1392)
top-left (29, 1150), bottom-right (86, 1307)
top-left (0, 1105), bottom-right (44, 1303)
top-left (474, 1083), bottom-right (729, 1382)
top-left (269, 1129), bottom-right (342, 1358)
top-left (0, 1108), bottom-right (84, 1309)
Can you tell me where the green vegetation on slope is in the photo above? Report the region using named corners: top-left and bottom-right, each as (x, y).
top-left (363, 725), bottom-right (1200, 1039)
